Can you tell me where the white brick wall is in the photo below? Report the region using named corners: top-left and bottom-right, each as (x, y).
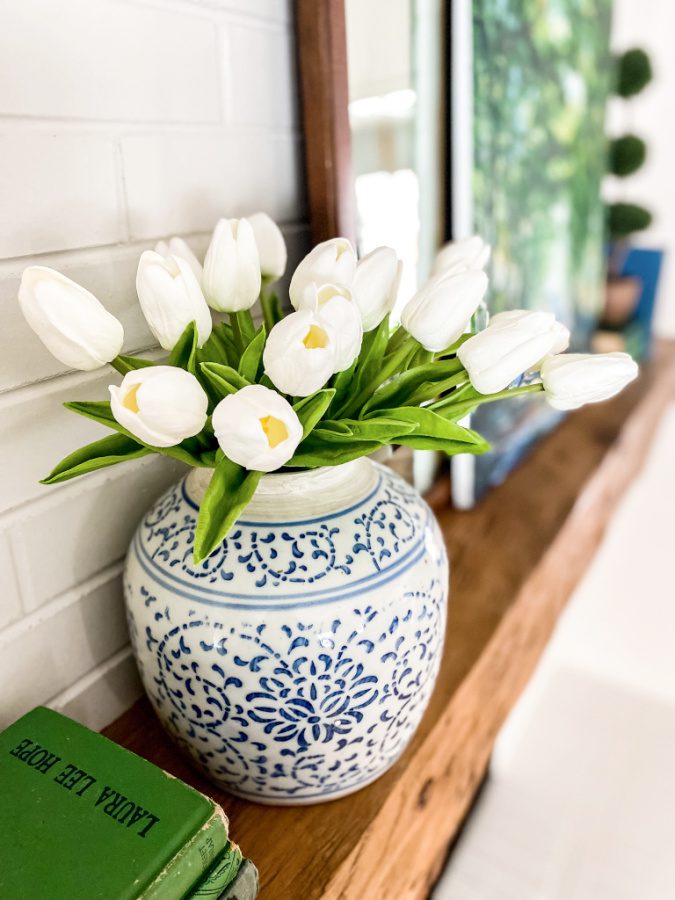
top-left (0, 0), bottom-right (308, 731)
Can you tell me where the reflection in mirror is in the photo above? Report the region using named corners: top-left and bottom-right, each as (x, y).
top-left (345, 0), bottom-right (445, 313)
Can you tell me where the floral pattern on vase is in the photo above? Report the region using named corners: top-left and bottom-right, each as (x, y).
top-left (125, 459), bottom-right (448, 804)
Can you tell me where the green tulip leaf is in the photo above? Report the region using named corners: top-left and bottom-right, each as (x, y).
top-left (41, 433), bottom-right (151, 484)
top-left (286, 437), bottom-right (382, 469)
top-left (229, 309), bottom-right (256, 356)
top-left (396, 434), bottom-right (489, 454)
top-left (64, 400), bottom-right (207, 467)
top-left (367, 406), bottom-right (487, 452)
top-left (238, 325), bottom-right (266, 382)
top-left (328, 359), bottom-right (358, 415)
top-left (168, 321), bottom-right (198, 374)
top-left (194, 456), bottom-right (262, 562)
top-left (200, 363), bottom-right (251, 398)
top-left (354, 317), bottom-right (391, 390)
top-left (198, 328), bottom-right (232, 368)
top-left (312, 417), bottom-right (417, 443)
top-left (111, 354), bottom-right (156, 375)
top-left (293, 389), bottom-right (336, 438)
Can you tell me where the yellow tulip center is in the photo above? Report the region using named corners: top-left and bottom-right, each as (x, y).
top-left (303, 324), bottom-right (329, 349)
top-left (260, 415), bottom-right (289, 449)
top-left (122, 384), bottom-right (141, 413)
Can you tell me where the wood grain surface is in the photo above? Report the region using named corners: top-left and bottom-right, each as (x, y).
top-left (104, 346), bottom-right (675, 899)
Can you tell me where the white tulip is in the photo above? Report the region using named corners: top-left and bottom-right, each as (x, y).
top-left (303, 283), bottom-right (363, 372)
top-left (212, 384), bottom-right (303, 472)
top-left (18, 266), bottom-right (124, 371)
top-left (458, 309), bottom-right (571, 395)
top-left (263, 309), bottom-right (337, 396)
top-left (202, 218), bottom-right (261, 312)
top-left (401, 269), bottom-right (489, 353)
top-left (489, 309), bottom-right (570, 355)
top-left (248, 212), bottom-right (287, 281)
top-left (541, 352), bottom-right (638, 410)
top-left (432, 235), bottom-right (491, 276)
top-left (352, 246), bottom-right (401, 331)
top-left (154, 237), bottom-right (203, 283)
top-left (289, 238), bottom-right (357, 309)
top-left (109, 366), bottom-right (208, 448)
top-left (136, 251), bottom-right (212, 351)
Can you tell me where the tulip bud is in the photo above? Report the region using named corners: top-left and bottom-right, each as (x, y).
top-left (136, 251), bottom-right (212, 351)
top-left (155, 236), bottom-right (203, 284)
top-left (352, 246), bottom-right (401, 331)
top-left (458, 309), bottom-right (571, 395)
top-left (212, 384), bottom-right (303, 472)
top-left (289, 238), bottom-right (356, 309)
top-left (18, 266), bottom-right (124, 371)
top-left (432, 235), bottom-right (491, 276)
top-left (109, 366), bottom-right (208, 448)
top-left (401, 269), bottom-right (489, 353)
top-left (247, 212), bottom-right (287, 281)
top-left (541, 352), bottom-right (638, 410)
top-left (489, 309), bottom-right (570, 356)
top-left (263, 308), bottom-right (337, 397)
top-left (302, 283), bottom-right (363, 372)
top-left (202, 218), bottom-right (261, 312)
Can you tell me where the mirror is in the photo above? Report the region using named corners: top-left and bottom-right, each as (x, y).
top-left (344, 0), bottom-right (446, 311)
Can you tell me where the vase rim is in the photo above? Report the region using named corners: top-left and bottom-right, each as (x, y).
top-left (185, 457), bottom-right (379, 520)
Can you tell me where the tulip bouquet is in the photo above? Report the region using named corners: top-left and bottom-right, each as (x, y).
top-left (19, 220), bottom-right (638, 562)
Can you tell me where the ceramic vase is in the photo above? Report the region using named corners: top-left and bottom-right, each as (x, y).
top-left (124, 458), bottom-right (448, 805)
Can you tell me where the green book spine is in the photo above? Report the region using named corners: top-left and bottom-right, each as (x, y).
top-left (143, 806), bottom-right (229, 899)
top-left (0, 707), bottom-right (230, 899)
top-left (188, 841), bottom-right (243, 898)
top-left (218, 860), bottom-right (259, 900)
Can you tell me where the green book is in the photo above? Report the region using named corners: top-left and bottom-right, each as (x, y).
top-left (0, 707), bottom-right (229, 899)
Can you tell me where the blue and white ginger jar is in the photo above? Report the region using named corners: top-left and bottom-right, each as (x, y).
top-left (125, 458), bottom-right (448, 805)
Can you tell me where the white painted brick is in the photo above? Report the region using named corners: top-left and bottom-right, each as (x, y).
top-left (11, 455), bottom-right (184, 611)
top-left (49, 646), bottom-right (142, 732)
top-left (0, 371), bottom-right (127, 515)
top-left (0, 535), bottom-right (21, 630)
top-left (0, 132), bottom-right (122, 257)
top-left (0, 0), bottom-right (220, 124)
top-left (122, 130), bottom-right (303, 239)
top-left (147, 0), bottom-right (291, 24)
top-left (0, 569), bottom-right (129, 729)
top-left (177, 0), bottom-right (291, 22)
top-left (224, 24), bottom-right (297, 127)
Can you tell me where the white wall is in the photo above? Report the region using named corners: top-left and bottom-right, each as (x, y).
top-left (0, 0), bottom-right (308, 730)
top-left (607, 0), bottom-right (675, 336)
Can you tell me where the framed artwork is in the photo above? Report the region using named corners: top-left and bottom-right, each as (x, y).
top-left (451, 0), bottom-right (614, 504)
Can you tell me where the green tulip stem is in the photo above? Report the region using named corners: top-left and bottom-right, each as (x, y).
top-left (385, 324), bottom-right (409, 355)
top-left (109, 356), bottom-right (128, 376)
top-left (443, 381), bottom-right (545, 418)
top-left (259, 281), bottom-right (276, 333)
top-left (229, 311), bottom-right (246, 357)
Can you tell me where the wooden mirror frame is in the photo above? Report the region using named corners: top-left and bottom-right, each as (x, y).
top-left (295, 0), bottom-right (356, 245)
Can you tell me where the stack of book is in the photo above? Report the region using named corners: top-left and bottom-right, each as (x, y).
top-left (0, 707), bottom-right (258, 899)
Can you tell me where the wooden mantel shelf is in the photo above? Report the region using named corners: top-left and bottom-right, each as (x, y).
top-left (104, 344), bottom-right (675, 900)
